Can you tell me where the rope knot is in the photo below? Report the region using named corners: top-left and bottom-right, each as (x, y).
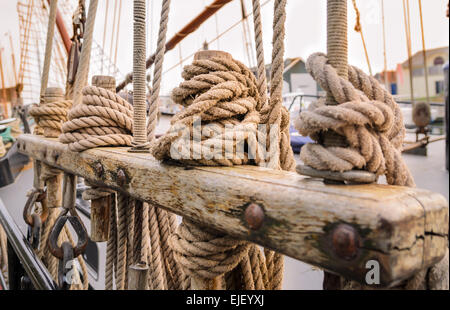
top-left (29, 87), bottom-right (72, 138)
top-left (60, 86), bottom-right (134, 152)
top-left (151, 56), bottom-right (264, 166)
top-left (296, 53), bottom-right (415, 186)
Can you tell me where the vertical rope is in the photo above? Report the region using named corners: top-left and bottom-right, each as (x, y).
top-left (351, 0), bottom-right (372, 76)
top-left (39, 0), bottom-right (58, 104)
top-left (105, 199), bottom-right (116, 290)
top-left (109, 0), bottom-right (119, 74)
top-left (72, 0), bottom-right (99, 107)
top-left (132, 0), bottom-right (149, 149)
top-left (252, 0), bottom-right (268, 110)
top-left (147, 0), bottom-right (171, 141)
top-left (113, 0), bottom-right (123, 68)
top-left (115, 194), bottom-right (129, 289)
top-left (147, 205), bottom-right (167, 290)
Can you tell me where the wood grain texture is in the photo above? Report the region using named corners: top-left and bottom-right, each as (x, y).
top-left (17, 134), bottom-right (449, 287)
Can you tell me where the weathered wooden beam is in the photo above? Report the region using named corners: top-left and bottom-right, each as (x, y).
top-left (17, 134), bottom-right (449, 287)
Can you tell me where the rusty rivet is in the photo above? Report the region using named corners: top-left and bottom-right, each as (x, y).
top-left (244, 203), bottom-right (264, 230)
top-left (331, 224), bottom-right (360, 261)
top-left (117, 169), bottom-right (126, 186)
top-left (95, 163), bottom-right (103, 177)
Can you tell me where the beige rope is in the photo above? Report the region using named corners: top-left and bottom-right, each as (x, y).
top-left (115, 194), bottom-right (129, 289)
top-left (72, 0), bottom-right (99, 107)
top-left (30, 88), bottom-right (73, 138)
top-left (153, 0), bottom-right (292, 291)
top-left (39, 0), bottom-right (58, 104)
top-left (295, 53), bottom-right (415, 187)
top-left (147, 205), bottom-right (167, 290)
top-left (105, 198), bottom-right (117, 290)
top-left (60, 86), bottom-right (134, 151)
top-left (32, 0), bottom-right (59, 135)
top-left (168, 219), bottom-right (250, 289)
top-left (151, 55), bottom-right (263, 166)
top-left (252, 0), bottom-right (268, 109)
top-left (147, 0), bottom-right (171, 141)
top-left (156, 207), bottom-right (184, 290)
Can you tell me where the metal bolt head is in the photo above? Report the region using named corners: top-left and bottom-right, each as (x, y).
top-left (331, 224), bottom-right (360, 261)
top-left (117, 169), bottom-right (126, 186)
top-left (244, 203), bottom-right (264, 230)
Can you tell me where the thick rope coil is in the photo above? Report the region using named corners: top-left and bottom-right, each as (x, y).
top-left (295, 53), bottom-right (415, 187)
top-left (168, 219), bottom-right (250, 288)
top-left (151, 55), bottom-right (265, 166)
top-left (30, 88), bottom-right (72, 137)
top-left (60, 86), bottom-right (134, 151)
top-left (29, 100), bottom-right (72, 136)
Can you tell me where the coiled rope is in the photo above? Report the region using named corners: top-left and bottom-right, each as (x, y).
top-left (295, 52), bottom-right (415, 187)
top-left (29, 88), bottom-right (72, 138)
top-left (59, 85), bottom-right (134, 151)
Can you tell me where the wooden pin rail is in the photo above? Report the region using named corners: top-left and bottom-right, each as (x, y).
top-left (17, 134), bottom-right (449, 287)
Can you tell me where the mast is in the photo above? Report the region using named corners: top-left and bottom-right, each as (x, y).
top-left (7, 32), bottom-right (18, 86)
top-left (0, 47), bottom-right (8, 118)
top-left (46, 0), bottom-right (71, 54)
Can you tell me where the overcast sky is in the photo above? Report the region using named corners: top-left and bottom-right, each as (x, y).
top-left (1, 0), bottom-right (449, 95)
